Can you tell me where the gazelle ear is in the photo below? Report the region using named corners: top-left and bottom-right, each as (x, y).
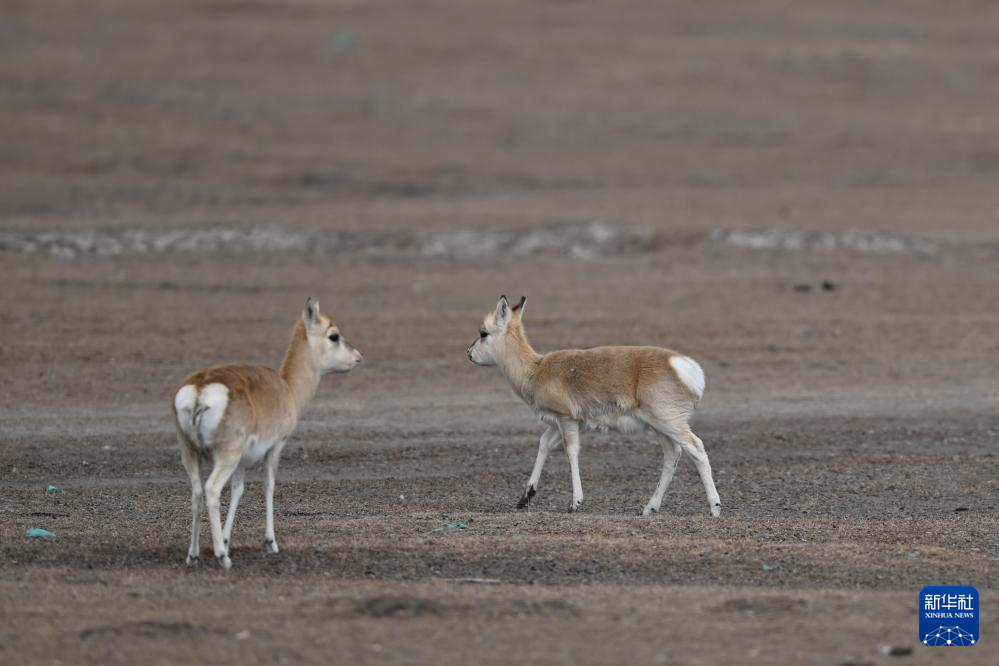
top-left (303, 297), bottom-right (321, 332)
top-left (494, 295), bottom-right (511, 328)
top-left (512, 296), bottom-right (527, 319)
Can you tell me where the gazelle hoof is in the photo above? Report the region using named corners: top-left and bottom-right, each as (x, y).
top-left (186, 554), bottom-right (200, 566)
top-left (567, 501), bottom-right (583, 513)
top-left (264, 539), bottom-right (279, 554)
top-left (710, 503), bottom-right (721, 518)
top-left (641, 506), bottom-right (658, 517)
top-left (216, 555), bottom-right (232, 570)
top-left (516, 486), bottom-right (536, 509)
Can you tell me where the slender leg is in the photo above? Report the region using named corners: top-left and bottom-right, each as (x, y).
top-left (263, 441), bottom-right (286, 553)
top-left (204, 452), bottom-right (241, 569)
top-left (518, 426), bottom-right (562, 508)
top-left (180, 440), bottom-right (203, 565)
top-left (559, 418), bottom-right (584, 512)
top-left (674, 428), bottom-right (721, 517)
top-left (641, 440), bottom-right (682, 516)
top-left (222, 466), bottom-right (246, 550)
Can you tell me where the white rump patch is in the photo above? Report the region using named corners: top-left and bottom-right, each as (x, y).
top-left (174, 383), bottom-right (229, 447)
top-left (174, 385), bottom-right (199, 442)
top-left (196, 383), bottom-right (229, 445)
top-left (669, 355), bottom-right (705, 400)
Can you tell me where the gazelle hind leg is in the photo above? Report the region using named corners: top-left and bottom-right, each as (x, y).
top-left (180, 438), bottom-right (203, 565)
top-left (641, 439), bottom-right (682, 516)
top-left (204, 451), bottom-right (241, 569)
top-left (518, 426), bottom-right (562, 508)
top-left (675, 428), bottom-right (721, 517)
top-left (222, 466), bottom-right (246, 551)
top-left (643, 414), bottom-right (721, 517)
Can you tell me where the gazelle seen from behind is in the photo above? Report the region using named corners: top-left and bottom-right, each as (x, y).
top-left (467, 295), bottom-right (720, 516)
top-left (173, 298), bottom-right (363, 569)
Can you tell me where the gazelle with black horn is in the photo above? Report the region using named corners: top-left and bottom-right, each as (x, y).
top-left (467, 295), bottom-right (719, 516)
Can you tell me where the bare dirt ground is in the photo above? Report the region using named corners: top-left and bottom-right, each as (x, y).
top-left (2, 1), bottom-right (998, 664)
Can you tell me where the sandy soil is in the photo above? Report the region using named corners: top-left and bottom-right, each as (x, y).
top-left (2, 1), bottom-right (998, 664)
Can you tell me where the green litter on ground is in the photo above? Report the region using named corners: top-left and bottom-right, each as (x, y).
top-left (25, 528), bottom-right (60, 540)
top-left (47, 485), bottom-right (63, 494)
top-left (432, 522), bottom-right (467, 533)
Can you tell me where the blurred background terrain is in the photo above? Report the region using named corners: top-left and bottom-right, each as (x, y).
top-left (1, 1), bottom-right (997, 664)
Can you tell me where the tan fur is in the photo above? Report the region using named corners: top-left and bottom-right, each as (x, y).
top-left (176, 320), bottom-right (327, 455)
top-left (478, 307), bottom-right (697, 423)
top-left (174, 299), bottom-right (362, 568)
top-left (468, 296), bottom-right (720, 516)
top-left (531, 345), bottom-right (697, 420)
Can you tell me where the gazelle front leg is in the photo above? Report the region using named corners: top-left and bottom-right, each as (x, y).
top-left (222, 466), bottom-right (246, 552)
top-left (263, 441), bottom-right (286, 553)
top-left (180, 439), bottom-right (203, 565)
top-left (518, 426), bottom-right (562, 508)
top-left (559, 418), bottom-right (584, 512)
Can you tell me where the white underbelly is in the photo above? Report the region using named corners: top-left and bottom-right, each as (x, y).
top-left (584, 413), bottom-right (646, 435)
top-left (537, 408), bottom-right (647, 435)
top-left (240, 436), bottom-right (279, 465)
top-left (538, 410), bottom-right (562, 427)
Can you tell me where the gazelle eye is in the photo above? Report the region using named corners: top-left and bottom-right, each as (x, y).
top-left (480, 330), bottom-right (488, 339)
top-left (328, 333), bottom-right (340, 343)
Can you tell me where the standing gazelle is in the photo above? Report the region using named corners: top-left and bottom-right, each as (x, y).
top-left (173, 298), bottom-right (363, 569)
top-left (467, 295), bottom-right (720, 516)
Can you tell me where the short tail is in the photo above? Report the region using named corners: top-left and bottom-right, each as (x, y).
top-left (669, 355), bottom-right (705, 402)
top-left (192, 404), bottom-right (210, 429)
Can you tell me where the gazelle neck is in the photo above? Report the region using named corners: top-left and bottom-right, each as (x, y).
top-left (498, 323), bottom-right (542, 399)
top-left (279, 321), bottom-right (322, 414)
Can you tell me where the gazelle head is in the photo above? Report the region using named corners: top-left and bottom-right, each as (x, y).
top-left (467, 294), bottom-right (527, 366)
top-left (303, 297), bottom-right (364, 374)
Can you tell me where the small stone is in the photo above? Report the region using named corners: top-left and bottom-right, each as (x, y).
top-left (332, 32), bottom-right (354, 53)
top-left (878, 644), bottom-right (912, 657)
